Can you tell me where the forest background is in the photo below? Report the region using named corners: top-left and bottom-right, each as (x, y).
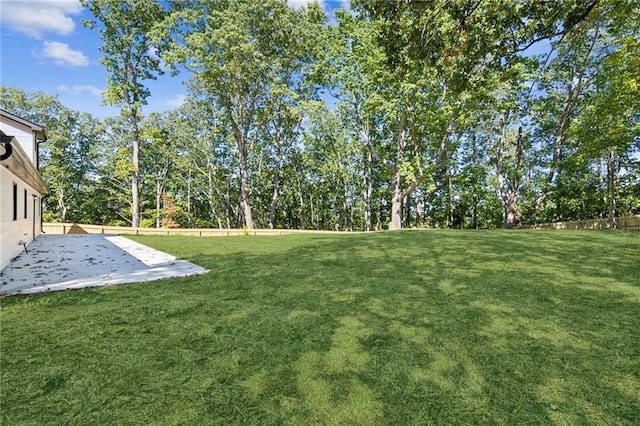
top-left (1, 0), bottom-right (638, 231)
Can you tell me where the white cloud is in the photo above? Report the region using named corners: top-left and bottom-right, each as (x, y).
top-left (287, 0), bottom-right (326, 10)
top-left (165, 94), bottom-right (186, 109)
top-left (58, 84), bottom-right (104, 97)
top-left (39, 41), bottom-right (89, 67)
top-left (0, 0), bottom-right (83, 39)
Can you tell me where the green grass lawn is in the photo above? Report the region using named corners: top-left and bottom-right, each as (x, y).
top-left (1, 230), bottom-right (639, 425)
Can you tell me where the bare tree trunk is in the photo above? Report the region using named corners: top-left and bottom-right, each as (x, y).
top-left (496, 122), bottom-right (524, 229)
top-left (156, 180), bottom-right (161, 228)
top-left (58, 181), bottom-right (67, 223)
top-left (268, 174), bottom-right (280, 229)
top-left (187, 168), bottom-right (192, 227)
top-left (471, 134), bottom-right (479, 229)
top-left (472, 194), bottom-right (478, 229)
top-left (598, 159), bottom-right (605, 218)
top-left (225, 181), bottom-right (232, 229)
top-left (404, 192), bottom-right (412, 229)
top-left (294, 161), bottom-right (306, 229)
top-left (607, 148), bottom-right (617, 229)
top-left (229, 114), bottom-right (255, 230)
top-left (131, 127), bottom-right (140, 228)
top-left (364, 148), bottom-right (372, 232)
top-left (309, 194), bottom-right (317, 230)
top-left (447, 172), bottom-right (454, 228)
top-left (389, 113), bottom-right (407, 230)
top-left (504, 195), bottom-right (520, 229)
top-left (389, 172), bottom-right (403, 230)
top-left (342, 177), bottom-right (349, 230)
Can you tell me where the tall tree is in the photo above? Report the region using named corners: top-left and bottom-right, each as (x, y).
top-left (139, 112), bottom-right (179, 228)
top-left (81, 0), bottom-right (165, 227)
top-left (156, 0), bottom-right (324, 229)
top-left (0, 87), bottom-right (103, 224)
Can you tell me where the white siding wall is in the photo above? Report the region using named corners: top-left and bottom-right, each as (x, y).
top-left (1, 166), bottom-right (42, 270)
top-left (0, 120), bottom-right (36, 164)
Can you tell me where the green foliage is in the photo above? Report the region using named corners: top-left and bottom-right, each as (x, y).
top-left (153, 0), bottom-right (325, 229)
top-left (80, 0), bottom-right (164, 109)
top-left (4, 0), bottom-right (639, 229)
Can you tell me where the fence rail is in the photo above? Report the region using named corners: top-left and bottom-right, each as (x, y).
top-left (43, 217), bottom-right (640, 236)
top-left (42, 223), bottom-right (342, 237)
top-left (520, 215), bottom-right (640, 230)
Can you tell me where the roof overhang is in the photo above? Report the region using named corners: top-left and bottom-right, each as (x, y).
top-left (1, 131), bottom-right (48, 195)
top-left (0, 109), bottom-right (48, 142)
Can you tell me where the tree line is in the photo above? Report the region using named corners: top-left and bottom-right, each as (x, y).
top-left (2, 0), bottom-right (638, 230)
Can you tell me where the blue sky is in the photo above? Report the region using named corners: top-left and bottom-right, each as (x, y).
top-left (1, 0), bottom-right (349, 119)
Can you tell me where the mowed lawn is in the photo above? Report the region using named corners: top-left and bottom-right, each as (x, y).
top-left (1, 230), bottom-right (639, 425)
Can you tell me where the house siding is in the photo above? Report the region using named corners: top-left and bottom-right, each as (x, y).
top-left (1, 111), bottom-right (47, 271)
top-left (0, 120), bottom-right (36, 164)
top-left (1, 165), bottom-right (43, 269)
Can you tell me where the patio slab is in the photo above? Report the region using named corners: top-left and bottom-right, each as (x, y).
top-left (0, 234), bottom-right (208, 296)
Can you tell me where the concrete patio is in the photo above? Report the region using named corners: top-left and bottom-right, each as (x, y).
top-left (0, 234), bottom-right (208, 296)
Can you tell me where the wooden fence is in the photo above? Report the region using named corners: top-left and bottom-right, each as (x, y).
top-left (43, 217), bottom-right (640, 236)
top-left (520, 215), bottom-right (640, 230)
top-left (42, 223), bottom-right (342, 237)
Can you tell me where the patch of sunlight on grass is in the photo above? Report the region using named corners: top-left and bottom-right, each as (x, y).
top-left (410, 341), bottom-right (489, 415)
top-left (325, 317), bottom-right (372, 374)
top-left (473, 301), bottom-right (519, 347)
top-left (206, 353), bottom-right (241, 378)
top-left (294, 352), bottom-right (383, 425)
top-left (470, 300), bottom-right (516, 314)
top-left (438, 278), bottom-right (467, 296)
top-left (330, 287), bottom-right (363, 303)
top-left (226, 309), bottom-right (250, 320)
top-left (537, 377), bottom-right (613, 425)
top-left (567, 275), bottom-right (640, 303)
top-left (293, 316), bottom-right (383, 424)
top-left (612, 374), bottom-right (640, 404)
top-left (388, 320), bottom-right (431, 346)
top-left (242, 369), bottom-right (268, 398)
top-left (286, 309), bottom-right (320, 321)
top-left (473, 300), bottom-right (595, 350)
top-left (406, 284), bottom-right (427, 294)
top-left (366, 297), bottom-right (409, 320)
top-left (547, 409), bottom-right (581, 425)
top-left (526, 325), bottom-right (595, 350)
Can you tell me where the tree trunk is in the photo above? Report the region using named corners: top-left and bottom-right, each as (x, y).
top-left (268, 174), bottom-right (279, 229)
top-left (58, 183), bottom-right (67, 223)
top-left (342, 177), bottom-right (349, 231)
top-left (607, 148), bottom-right (617, 229)
top-left (504, 195), bottom-right (520, 229)
top-left (471, 134), bottom-right (478, 229)
top-left (389, 172), bottom-right (403, 230)
top-left (495, 122), bottom-right (523, 229)
top-left (187, 168), bottom-right (192, 227)
top-left (309, 194), bottom-right (317, 230)
top-left (229, 109), bottom-right (255, 229)
top-left (294, 162), bottom-right (306, 229)
top-left (472, 194), bottom-right (478, 230)
top-left (389, 113), bottom-right (407, 230)
top-left (156, 180), bottom-right (161, 228)
top-left (131, 113), bottom-right (141, 228)
top-left (364, 148), bottom-right (372, 232)
top-left (447, 172), bottom-right (454, 228)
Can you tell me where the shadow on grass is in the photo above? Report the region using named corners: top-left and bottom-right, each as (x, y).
top-left (2, 231), bottom-right (639, 424)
